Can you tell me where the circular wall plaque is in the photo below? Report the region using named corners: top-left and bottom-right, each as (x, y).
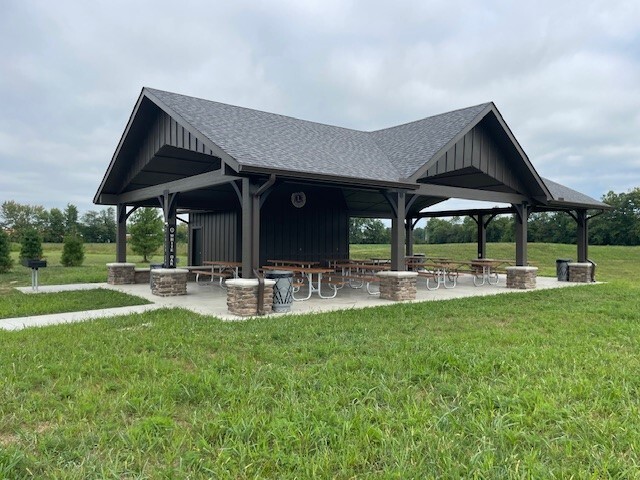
top-left (291, 191), bottom-right (306, 208)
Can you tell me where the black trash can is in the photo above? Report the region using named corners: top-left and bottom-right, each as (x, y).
top-left (265, 270), bottom-right (294, 313)
top-left (149, 263), bottom-right (164, 287)
top-left (556, 259), bottom-right (572, 281)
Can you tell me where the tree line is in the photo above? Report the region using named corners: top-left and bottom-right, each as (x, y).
top-left (0, 201), bottom-right (116, 243)
top-left (2, 187), bottom-right (638, 247)
top-left (350, 188), bottom-right (640, 246)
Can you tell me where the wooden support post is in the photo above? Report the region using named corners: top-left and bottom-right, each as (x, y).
top-left (390, 192), bottom-right (406, 271)
top-left (405, 218), bottom-right (414, 257)
top-left (477, 214), bottom-right (487, 259)
top-left (251, 191), bottom-right (261, 274)
top-left (576, 209), bottom-right (588, 262)
top-left (241, 178), bottom-right (253, 279)
top-left (116, 204), bottom-right (127, 263)
top-left (514, 203), bottom-right (529, 266)
top-left (159, 191), bottom-right (178, 268)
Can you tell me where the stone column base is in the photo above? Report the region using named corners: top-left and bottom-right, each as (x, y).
top-left (151, 268), bottom-right (188, 296)
top-left (506, 266), bottom-right (538, 289)
top-left (377, 271), bottom-right (419, 301)
top-left (568, 263), bottom-right (593, 283)
top-left (106, 263), bottom-right (136, 285)
top-left (134, 268), bottom-right (150, 284)
top-left (226, 278), bottom-right (276, 316)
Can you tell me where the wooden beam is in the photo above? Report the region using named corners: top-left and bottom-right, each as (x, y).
top-left (414, 184), bottom-right (527, 204)
top-left (105, 170), bottom-right (241, 204)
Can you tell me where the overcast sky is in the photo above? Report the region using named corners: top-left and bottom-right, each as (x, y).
top-left (1, 0), bottom-right (638, 215)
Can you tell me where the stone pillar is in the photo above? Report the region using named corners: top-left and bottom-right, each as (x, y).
top-left (377, 271), bottom-right (418, 301)
top-left (226, 278), bottom-right (276, 316)
top-left (568, 262), bottom-right (593, 283)
top-left (106, 263), bottom-right (136, 285)
top-left (506, 266), bottom-right (538, 289)
top-left (151, 268), bottom-right (188, 296)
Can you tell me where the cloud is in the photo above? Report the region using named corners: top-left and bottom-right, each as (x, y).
top-left (0, 0), bottom-right (638, 213)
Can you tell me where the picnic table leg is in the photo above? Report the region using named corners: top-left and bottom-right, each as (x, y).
top-left (318, 273), bottom-right (338, 299)
top-left (488, 267), bottom-right (500, 285)
top-left (292, 273), bottom-right (313, 301)
top-left (473, 266), bottom-right (488, 286)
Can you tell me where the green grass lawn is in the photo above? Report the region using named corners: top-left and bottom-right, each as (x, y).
top-left (0, 243), bottom-right (639, 477)
top-left (0, 289), bottom-right (150, 319)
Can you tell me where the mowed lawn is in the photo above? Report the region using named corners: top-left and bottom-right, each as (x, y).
top-left (1, 243), bottom-right (639, 478)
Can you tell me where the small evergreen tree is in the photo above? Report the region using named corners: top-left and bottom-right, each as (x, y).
top-left (20, 228), bottom-right (43, 262)
top-left (61, 234), bottom-right (85, 267)
top-left (0, 229), bottom-right (13, 273)
top-left (129, 208), bottom-right (164, 262)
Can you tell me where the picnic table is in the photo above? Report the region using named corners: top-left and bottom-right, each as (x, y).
top-left (470, 259), bottom-right (506, 286)
top-left (267, 259), bottom-right (320, 268)
top-left (331, 262), bottom-right (387, 294)
top-left (185, 261), bottom-right (241, 286)
top-left (415, 259), bottom-right (464, 290)
top-left (262, 265), bottom-right (337, 300)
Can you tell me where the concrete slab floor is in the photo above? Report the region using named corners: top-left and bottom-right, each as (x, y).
top-left (1, 275), bottom-right (595, 331)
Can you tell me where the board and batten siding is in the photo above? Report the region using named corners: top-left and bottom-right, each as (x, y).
top-left (190, 184), bottom-right (349, 267)
top-left (189, 211), bottom-right (241, 263)
top-left (423, 122), bottom-right (527, 193)
top-left (122, 107), bottom-right (220, 191)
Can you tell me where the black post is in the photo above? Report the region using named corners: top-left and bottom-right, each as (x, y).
top-left (405, 218), bottom-right (414, 257)
top-left (116, 204), bottom-right (127, 263)
top-left (390, 192), bottom-right (406, 271)
top-left (241, 178), bottom-right (253, 279)
top-left (514, 203), bottom-right (529, 266)
top-left (476, 214), bottom-right (486, 259)
top-left (160, 191), bottom-right (178, 268)
top-left (576, 209), bottom-right (588, 262)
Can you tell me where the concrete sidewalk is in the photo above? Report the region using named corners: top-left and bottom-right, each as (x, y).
top-left (1, 275), bottom-right (591, 331)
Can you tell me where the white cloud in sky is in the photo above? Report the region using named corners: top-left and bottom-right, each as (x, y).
top-left (0, 0), bottom-right (638, 213)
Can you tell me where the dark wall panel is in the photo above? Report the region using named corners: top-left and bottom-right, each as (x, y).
top-left (191, 184), bottom-right (349, 267)
top-left (260, 184), bottom-right (349, 266)
top-left (189, 211), bottom-right (241, 263)
top-left (424, 120), bottom-right (527, 193)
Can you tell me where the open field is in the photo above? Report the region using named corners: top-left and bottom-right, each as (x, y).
top-left (1, 243), bottom-right (639, 477)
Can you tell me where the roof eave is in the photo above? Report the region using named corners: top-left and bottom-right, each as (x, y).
top-left (546, 200), bottom-right (612, 211)
top-left (239, 165), bottom-right (418, 191)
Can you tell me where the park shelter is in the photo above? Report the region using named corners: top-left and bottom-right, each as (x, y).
top-left (94, 88), bottom-right (609, 277)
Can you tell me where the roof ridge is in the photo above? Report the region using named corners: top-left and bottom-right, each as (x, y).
top-left (369, 102), bottom-right (493, 134)
top-left (144, 86), bottom-right (369, 135)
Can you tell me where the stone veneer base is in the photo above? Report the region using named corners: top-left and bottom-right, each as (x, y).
top-left (377, 271), bottom-right (419, 301)
top-left (568, 262), bottom-right (593, 283)
top-left (106, 263), bottom-right (136, 285)
top-left (226, 278), bottom-right (276, 316)
top-left (506, 266), bottom-right (538, 289)
top-left (134, 268), bottom-right (150, 284)
top-left (151, 268), bottom-right (189, 297)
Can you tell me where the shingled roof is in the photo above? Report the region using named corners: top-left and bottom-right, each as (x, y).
top-left (542, 177), bottom-right (609, 209)
top-left (146, 88), bottom-right (493, 183)
top-left (95, 87), bottom-right (608, 211)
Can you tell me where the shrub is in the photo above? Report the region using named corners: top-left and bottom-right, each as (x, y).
top-left (0, 229), bottom-right (13, 273)
top-left (19, 228), bottom-right (43, 262)
top-left (61, 234), bottom-right (85, 267)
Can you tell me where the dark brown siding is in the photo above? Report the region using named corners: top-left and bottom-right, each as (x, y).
top-left (260, 185), bottom-right (349, 266)
top-left (189, 211), bottom-right (241, 262)
top-left (424, 121), bottom-right (527, 193)
top-left (122, 108), bottom-right (218, 191)
top-left (191, 184), bottom-right (349, 267)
